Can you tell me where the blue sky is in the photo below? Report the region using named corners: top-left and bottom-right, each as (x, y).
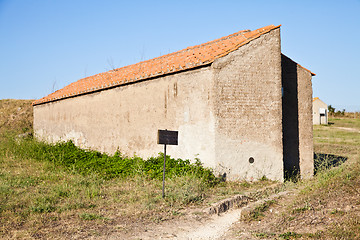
top-left (1, 0), bottom-right (359, 111)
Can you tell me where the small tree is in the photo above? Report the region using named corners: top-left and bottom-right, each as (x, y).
top-left (328, 105), bottom-right (335, 115)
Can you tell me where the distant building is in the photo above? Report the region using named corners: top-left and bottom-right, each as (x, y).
top-left (313, 97), bottom-right (328, 125)
top-left (33, 25), bottom-right (315, 181)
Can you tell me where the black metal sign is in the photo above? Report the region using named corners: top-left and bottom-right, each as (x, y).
top-left (158, 130), bottom-right (178, 145)
top-left (157, 129), bottom-right (178, 198)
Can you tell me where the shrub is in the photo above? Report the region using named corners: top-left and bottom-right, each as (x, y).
top-left (5, 136), bottom-right (219, 186)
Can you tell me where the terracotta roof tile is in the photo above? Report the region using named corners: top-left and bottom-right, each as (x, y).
top-left (33, 25), bottom-right (281, 105)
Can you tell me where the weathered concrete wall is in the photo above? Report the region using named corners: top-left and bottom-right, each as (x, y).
top-left (34, 27), bottom-right (313, 182)
top-left (281, 55), bottom-right (313, 179)
top-left (212, 28), bottom-right (283, 181)
top-left (34, 66), bottom-right (217, 168)
top-left (297, 66), bottom-right (314, 179)
top-left (313, 99), bottom-right (328, 125)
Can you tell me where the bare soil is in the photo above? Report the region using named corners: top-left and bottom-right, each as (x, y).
top-left (99, 185), bottom-right (291, 240)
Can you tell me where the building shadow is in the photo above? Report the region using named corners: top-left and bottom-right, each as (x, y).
top-left (314, 153), bottom-right (348, 175)
top-left (281, 55), bottom-right (300, 180)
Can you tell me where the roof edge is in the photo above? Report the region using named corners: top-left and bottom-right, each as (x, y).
top-left (281, 53), bottom-right (315, 76)
top-left (33, 25), bottom-right (283, 106)
top-left (298, 64), bottom-right (316, 76)
top-left (32, 63), bottom-right (212, 106)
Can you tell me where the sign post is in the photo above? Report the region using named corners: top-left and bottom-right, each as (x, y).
top-left (162, 143), bottom-right (166, 198)
top-left (157, 129), bottom-right (178, 198)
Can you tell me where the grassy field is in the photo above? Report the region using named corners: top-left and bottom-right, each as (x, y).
top-left (0, 99), bottom-right (276, 239)
top-left (298, 117), bottom-right (360, 238)
top-left (313, 118), bottom-right (360, 156)
top-left (238, 117), bottom-right (360, 239)
top-left (1, 99), bottom-right (360, 239)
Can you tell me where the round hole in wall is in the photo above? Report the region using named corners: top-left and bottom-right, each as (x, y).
top-left (249, 157), bottom-right (254, 164)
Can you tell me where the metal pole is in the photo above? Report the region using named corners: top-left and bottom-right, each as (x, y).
top-left (162, 143), bottom-right (166, 198)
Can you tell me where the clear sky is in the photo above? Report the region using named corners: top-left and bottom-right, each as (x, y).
top-left (1, 0), bottom-right (359, 111)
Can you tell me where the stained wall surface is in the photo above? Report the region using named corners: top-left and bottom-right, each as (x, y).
top-left (297, 65), bottom-right (314, 179)
top-left (34, 66), bottom-right (218, 169)
top-left (211, 28), bottom-right (283, 181)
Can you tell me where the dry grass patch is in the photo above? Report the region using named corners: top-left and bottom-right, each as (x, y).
top-left (247, 118), bottom-right (360, 239)
top-left (0, 99), bottom-right (290, 239)
top-left (0, 149), bottom-right (277, 239)
top-left (0, 99), bottom-right (33, 135)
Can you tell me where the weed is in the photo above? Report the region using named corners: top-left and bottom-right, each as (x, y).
top-left (240, 181), bottom-right (250, 188)
top-left (314, 153), bottom-right (347, 175)
top-left (31, 203), bottom-right (56, 213)
top-left (79, 212), bottom-right (105, 221)
top-left (292, 200), bottom-right (313, 213)
top-left (305, 231), bottom-right (323, 238)
top-left (5, 137), bottom-right (220, 186)
top-left (166, 174), bottom-right (207, 205)
top-left (171, 210), bottom-right (182, 216)
top-left (328, 215), bottom-right (360, 239)
top-left (259, 175), bottom-right (268, 181)
top-left (330, 209), bottom-right (345, 215)
top-left (254, 232), bottom-right (276, 238)
top-left (279, 231), bottom-right (302, 239)
top-left (247, 200), bottom-right (276, 221)
top-left (30, 195), bottom-right (58, 213)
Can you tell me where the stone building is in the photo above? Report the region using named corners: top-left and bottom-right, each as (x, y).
top-left (33, 25), bottom-right (315, 181)
top-left (313, 97), bottom-right (328, 125)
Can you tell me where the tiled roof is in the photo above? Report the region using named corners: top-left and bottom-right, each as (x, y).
top-left (33, 25), bottom-right (281, 105)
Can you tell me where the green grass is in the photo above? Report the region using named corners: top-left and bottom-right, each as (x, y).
top-left (2, 135), bottom-right (219, 186)
top-left (313, 117), bottom-right (360, 157)
top-left (247, 117), bottom-right (360, 239)
top-left (247, 200), bottom-right (276, 221)
top-left (0, 145), bottom-right (213, 238)
top-left (278, 232), bottom-right (302, 239)
top-left (4, 99), bottom-right (359, 239)
top-left (271, 117), bottom-right (360, 239)
top-left (314, 127), bottom-right (360, 146)
top-left (0, 131), bottom-right (274, 238)
top-left (329, 117), bottom-right (360, 130)
top-left (0, 134), bottom-right (278, 238)
top-left (79, 212), bottom-right (107, 221)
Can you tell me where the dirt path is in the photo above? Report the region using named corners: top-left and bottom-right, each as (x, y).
top-left (106, 187), bottom-right (292, 240)
top-left (334, 126), bottom-right (360, 133)
top-left (125, 208), bottom-right (242, 240)
top-left (175, 208), bottom-right (242, 239)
